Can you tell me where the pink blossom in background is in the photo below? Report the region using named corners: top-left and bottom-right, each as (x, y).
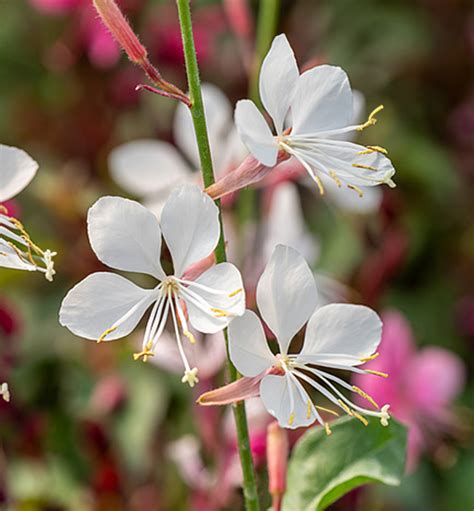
top-left (353, 310), bottom-right (466, 471)
top-left (77, 6), bottom-right (121, 69)
top-left (30, 0), bottom-right (120, 69)
top-left (29, 0), bottom-right (82, 15)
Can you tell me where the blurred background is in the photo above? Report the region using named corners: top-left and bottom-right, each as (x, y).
top-left (0, 0), bottom-right (473, 509)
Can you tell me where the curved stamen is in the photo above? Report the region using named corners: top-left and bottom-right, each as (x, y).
top-left (174, 296), bottom-right (196, 344)
top-left (169, 290), bottom-right (199, 388)
top-left (309, 368), bottom-right (389, 424)
top-left (98, 292), bottom-right (153, 343)
top-left (148, 297), bottom-right (171, 352)
top-left (176, 278), bottom-right (242, 299)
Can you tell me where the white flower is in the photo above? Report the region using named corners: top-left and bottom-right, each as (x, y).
top-left (59, 185), bottom-right (245, 386)
top-left (229, 244), bottom-right (390, 430)
top-left (0, 144), bottom-right (56, 280)
top-left (298, 91), bottom-right (383, 214)
top-left (1, 382), bottom-right (10, 402)
top-left (109, 84), bottom-right (247, 216)
top-left (234, 34), bottom-right (396, 198)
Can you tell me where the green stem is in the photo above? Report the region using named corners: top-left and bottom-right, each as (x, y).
top-left (175, 1), bottom-right (260, 509)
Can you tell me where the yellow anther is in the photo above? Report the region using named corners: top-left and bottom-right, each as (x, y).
top-left (352, 163), bottom-right (378, 171)
top-left (347, 184), bottom-right (364, 198)
top-left (288, 412), bottom-right (295, 426)
top-left (324, 422), bottom-right (332, 436)
top-left (313, 174), bottom-right (325, 195)
top-left (365, 369), bottom-right (388, 378)
top-left (337, 400), bottom-right (353, 416)
top-left (329, 170), bottom-right (342, 187)
top-left (184, 330), bottom-right (197, 344)
top-left (357, 104), bottom-right (384, 131)
top-left (357, 145), bottom-right (389, 156)
top-left (228, 288), bottom-right (243, 298)
top-left (352, 385), bottom-right (379, 409)
top-left (316, 406), bottom-right (340, 417)
top-left (133, 350), bottom-right (155, 362)
top-left (360, 352), bottom-right (380, 363)
top-left (352, 410), bottom-right (369, 426)
top-left (211, 307), bottom-right (230, 318)
top-left (97, 326), bottom-right (117, 343)
top-left (306, 401), bottom-right (312, 419)
top-left (0, 205), bottom-right (8, 214)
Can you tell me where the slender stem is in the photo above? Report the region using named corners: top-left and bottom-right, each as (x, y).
top-left (175, 1), bottom-right (260, 509)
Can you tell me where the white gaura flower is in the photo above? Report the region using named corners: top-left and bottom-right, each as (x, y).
top-left (109, 84), bottom-right (247, 216)
top-left (0, 144), bottom-right (56, 281)
top-left (225, 245), bottom-right (390, 431)
top-left (234, 34), bottom-right (396, 198)
top-left (59, 185), bottom-right (245, 387)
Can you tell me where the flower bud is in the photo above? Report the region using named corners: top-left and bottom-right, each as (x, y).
top-left (267, 421), bottom-right (288, 511)
top-left (93, 0), bottom-right (147, 65)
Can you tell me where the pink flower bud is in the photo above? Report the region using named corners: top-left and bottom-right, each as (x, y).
top-left (93, 0), bottom-right (147, 65)
top-left (197, 366), bottom-right (284, 406)
top-left (205, 152), bottom-right (290, 200)
top-left (267, 421), bottom-right (289, 511)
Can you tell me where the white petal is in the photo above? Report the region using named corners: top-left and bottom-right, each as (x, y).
top-left (264, 183), bottom-right (320, 265)
top-left (0, 145), bottom-right (38, 202)
top-left (87, 196), bottom-right (165, 279)
top-left (109, 140), bottom-right (191, 198)
top-left (295, 139), bottom-right (395, 188)
top-left (260, 374), bottom-right (315, 429)
top-left (291, 65), bottom-right (353, 135)
top-left (160, 185), bottom-right (219, 276)
top-left (0, 238), bottom-right (37, 271)
top-left (184, 262), bottom-right (245, 333)
top-left (59, 272), bottom-right (155, 341)
top-left (235, 100), bottom-right (279, 167)
top-left (229, 310), bottom-right (275, 377)
top-left (256, 245), bottom-right (318, 354)
top-left (319, 173), bottom-right (382, 213)
top-left (259, 34), bottom-right (299, 135)
top-left (299, 303), bottom-right (382, 365)
top-left (174, 83), bottom-right (233, 170)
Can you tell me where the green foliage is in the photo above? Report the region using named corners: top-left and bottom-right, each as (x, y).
top-left (282, 417), bottom-right (407, 511)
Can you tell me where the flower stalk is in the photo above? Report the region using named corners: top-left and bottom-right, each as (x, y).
top-left (92, 0), bottom-right (190, 106)
top-left (175, 0), bottom-right (261, 510)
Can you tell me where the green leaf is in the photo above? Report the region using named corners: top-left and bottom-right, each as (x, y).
top-left (282, 416), bottom-right (407, 511)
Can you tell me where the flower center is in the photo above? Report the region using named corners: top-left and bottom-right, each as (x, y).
top-left (162, 276), bottom-right (180, 295)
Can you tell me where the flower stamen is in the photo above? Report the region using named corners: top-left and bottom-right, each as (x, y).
top-left (360, 352), bottom-right (380, 363)
top-left (358, 145), bottom-right (388, 155)
top-left (347, 184), bottom-right (364, 197)
top-left (352, 385), bottom-right (380, 409)
top-left (365, 369), bottom-right (388, 378)
top-left (356, 105), bottom-right (384, 131)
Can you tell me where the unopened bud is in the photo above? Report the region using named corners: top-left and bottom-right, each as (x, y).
top-left (93, 0), bottom-right (148, 65)
top-left (267, 421), bottom-right (288, 511)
